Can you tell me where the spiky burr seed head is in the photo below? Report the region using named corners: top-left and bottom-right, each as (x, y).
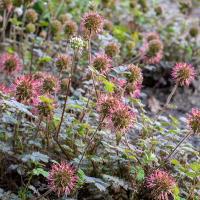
top-left (81, 12), bottom-right (104, 36)
top-left (126, 64), bottom-right (143, 84)
top-left (187, 108), bottom-right (200, 134)
top-left (48, 162), bottom-right (78, 197)
top-left (51, 20), bottom-right (62, 35)
top-left (172, 63), bottom-right (195, 86)
top-left (92, 54), bottom-right (111, 74)
top-left (63, 20), bottom-right (78, 38)
top-left (25, 9), bottom-right (38, 23)
top-left (55, 54), bottom-right (72, 72)
top-left (146, 170), bottom-right (176, 200)
top-left (13, 75), bottom-right (41, 106)
top-left (108, 101), bottom-right (136, 133)
top-left (105, 42), bottom-right (120, 58)
top-left (41, 73), bottom-right (60, 95)
top-left (0, 52), bottom-right (22, 75)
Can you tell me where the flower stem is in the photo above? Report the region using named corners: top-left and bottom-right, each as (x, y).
top-left (165, 131), bottom-right (192, 162)
top-left (77, 116), bottom-right (105, 168)
top-left (88, 32), bottom-right (98, 98)
top-left (151, 83), bottom-right (179, 127)
top-left (32, 189), bottom-right (52, 200)
top-left (55, 78), bottom-right (71, 139)
top-left (55, 45), bottom-right (77, 139)
top-left (164, 83), bottom-right (178, 108)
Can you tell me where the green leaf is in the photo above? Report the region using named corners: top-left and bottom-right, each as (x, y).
top-left (171, 159), bottom-right (181, 166)
top-left (186, 171), bottom-right (197, 179)
top-left (32, 168), bottom-right (49, 177)
top-left (173, 186), bottom-right (180, 200)
top-left (6, 47), bottom-right (15, 54)
top-left (190, 162), bottom-right (200, 172)
top-left (136, 167), bottom-right (145, 182)
top-left (113, 25), bottom-right (129, 42)
top-left (77, 169), bottom-right (86, 187)
top-left (99, 77), bottom-right (115, 93)
top-left (9, 17), bottom-right (22, 26)
top-left (38, 56), bottom-right (52, 64)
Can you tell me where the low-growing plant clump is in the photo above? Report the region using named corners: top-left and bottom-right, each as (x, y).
top-left (0, 0), bottom-right (199, 200)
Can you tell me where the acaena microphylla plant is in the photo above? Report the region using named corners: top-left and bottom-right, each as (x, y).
top-left (39, 73), bottom-right (60, 95)
top-left (104, 42), bottom-right (120, 58)
top-left (97, 94), bottom-right (121, 119)
top-left (126, 64), bottom-right (143, 84)
top-left (187, 108), bottom-right (200, 135)
top-left (145, 170), bottom-right (176, 200)
top-left (25, 8), bottom-right (38, 23)
top-left (63, 20), bottom-right (78, 38)
top-left (108, 101), bottom-right (136, 135)
top-left (12, 74), bottom-right (41, 106)
top-left (164, 63), bottom-right (196, 108)
top-left (121, 64), bottom-right (143, 98)
top-left (92, 53), bottom-right (112, 74)
top-left (81, 12), bottom-right (104, 37)
top-left (172, 63), bottom-right (195, 87)
top-left (55, 54), bottom-right (72, 73)
top-left (140, 39), bottom-right (163, 64)
top-left (51, 20), bottom-right (62, 36)
top-left (48, 162), bottom-right (78, 197)
top-left (81, 12), bottom-right (104, 98)
top-left (0, 52), bottom-right (22, 75)
top-left (77, 95), bottom-right (120, 167)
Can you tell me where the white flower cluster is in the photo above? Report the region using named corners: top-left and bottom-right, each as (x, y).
top-left (70, 37), bottom-right (85, 53)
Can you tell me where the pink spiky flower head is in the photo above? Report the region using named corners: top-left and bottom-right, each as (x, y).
top-left (126, 82), bottom-right (142, 98)
top-left (187, 108), bottom-right (200, 135)
top-left (81, 12), bottom-right (104, 36)
top-left (48, 162), bottom-right (78, 197)
top-left (146, 170), bottom-right (176, 200)
top-left (172, 63), bottom-right (195, 86)
top-left (55, 54), bottom-right (72, 72)
top-left (25, 8), bottom-right (38, 23)
top-left (64, 20), bottom-right (78, 38)
top-left (13, 74), bottom-right (41, 106)
top-left (105, 42), bottom-right (120, 58)
top-left (0, 83), bottom-right (11, 94)
top-left (97, 94), bottom-right (121, 118)
top-left (40, 73), bottom-right (60, 95)
top-left (109, 101), bottom-right (136, 133)
top-left (0, 52), bottom-right (22, 75)
top-left (140, 39), bottom-right (163, 64)
top-left (92, 54), bottom-right (111, 74)
top-left (126, 64), bottom-right (143, 84)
